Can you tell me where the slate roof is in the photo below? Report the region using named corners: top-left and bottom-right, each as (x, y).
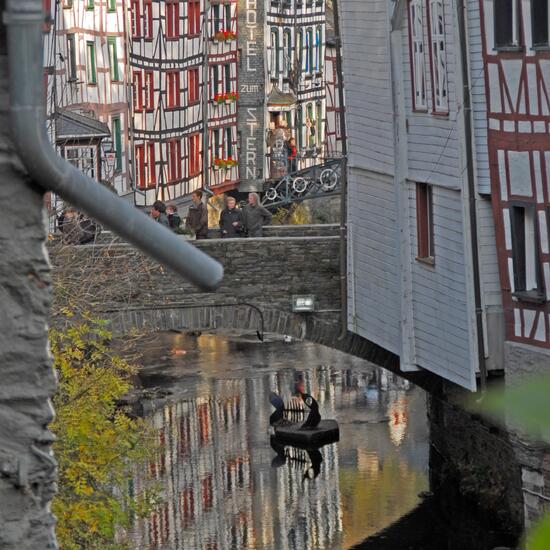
top-left (55, 109), bottom-right (111, 142)
top-left (266, 86), bottom-right (297, 110)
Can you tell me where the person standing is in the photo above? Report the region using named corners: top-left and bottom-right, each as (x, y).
top-left (242, 193), bottom-right (272, 238)
top-left (219, 196), bottom-right (244, 238)
top-left (185, 190), bottom-right (209, 239)
top-left (287, 137), bottom-right (298, 173)
top-left (166, 204), bottom-right (182, 230)
top-left (150, 200), bottom-right (170, 227)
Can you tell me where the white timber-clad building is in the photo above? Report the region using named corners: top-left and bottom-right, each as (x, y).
top-left (340, 0), bottom-right (503, 391)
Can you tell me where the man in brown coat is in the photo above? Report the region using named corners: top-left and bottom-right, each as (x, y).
top-left (185, 190), bottom-right (209, 239)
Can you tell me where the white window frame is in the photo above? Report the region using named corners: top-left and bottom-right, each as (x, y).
top-left (429, 0), bottom-right (448, 112)
top-left (409, 0), bottom-right (427, 110)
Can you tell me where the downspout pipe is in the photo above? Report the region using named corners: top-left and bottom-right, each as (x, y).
top-left (6, 0), bottom-right (223, 292)
top-left (456, 0), bottom-right (488, 390)
top-left (331, 0), bottom-right (348, 339)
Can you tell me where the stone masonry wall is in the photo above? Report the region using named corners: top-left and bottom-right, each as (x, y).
top-left (0, 48), bottom-right (57, 548)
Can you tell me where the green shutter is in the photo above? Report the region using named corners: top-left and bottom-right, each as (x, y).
top-left (86, 0), bottom-right (94, 9)
top-left (108, 0), bottom-right (116, 11)
top-left (112, 117), bottom-right (122, 171)
top-left (86, 42), bottom-right (96, 84)
top-left (108, 38), bottom-right (119, 81)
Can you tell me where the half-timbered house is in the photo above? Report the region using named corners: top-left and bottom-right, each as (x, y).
top-left (44, 0), bottom-right (130, 195)
top-left (478, 0), bottom-right (550, 356)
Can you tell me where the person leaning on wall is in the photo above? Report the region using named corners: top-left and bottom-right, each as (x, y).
top-left (242, 193), bottom-right (272, 238)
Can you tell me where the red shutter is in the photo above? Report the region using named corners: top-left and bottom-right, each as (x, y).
top-left (147, 143), bottom-right (156, 185)
top-left (133, 71), bottom-right (143, 111)
top-left (135, 145), bottom-right (145, 188)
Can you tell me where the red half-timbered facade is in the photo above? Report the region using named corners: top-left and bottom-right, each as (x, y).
top-left (480, 0), bottom-right (550, 348)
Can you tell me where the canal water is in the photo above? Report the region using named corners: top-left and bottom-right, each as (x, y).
top-left (128, 330), bottom-right (430, 550)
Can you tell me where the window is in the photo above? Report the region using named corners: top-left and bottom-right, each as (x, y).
top-left (510, 205), bottom-right (544, 300)
top-left (532, 0), bottom-right (549, 47)
top-left (224, 63), bottom-right (231, 93)
top-left (306, 28), bottom-right (313, 73)
top-left (213, 4), bottom-right (222, 32)
top-left (316, 102), bottom-right (322, 144)
top-left (67, 34), bottom-right (77, 81)
top-left (494, 0), bottom-right (519, 48)
top-left (211, 64), bottom-right (219, 96)
top-left (131, 0), bottom-right (141, 36)
top-left (86, 0), bottom-right (94, 9)
top-left (86, 41), bottom-right (96, 84)
top-left (409, 0), bottom-right (427, 109)
top-left (416, 183), bottom-right (434, 260)
top-left (188, 134), bottom-right (200, 176)
top-left (147, 143), bottom-right (156, 185)
top-left (133, 71), bottom-right (143, 111)
top-left (188, 1), bottom-right (200, 35)
top-left (213, 128), bottom-right (221, 159)
top-left (167, 71), bottom-right (180, 108)
top-left (296, 107), bottom-right (303, 148)
top-left (65, 146), bottom-right (96, 179)
top-left (112, 116), bottom-right (122, 171)
top-left (108, 0), bottom-right (116, 11)
top-left (145, 71), bottom-right (154, 109)
top-left (306, 103), bottom-right (315, 147)
top-left (63, 0), bottom-right (73, 7)
top-left (166, 0), bottom-right (180, 39)
top-left (315, 26), bottom-right (322, 72)
top-left (135, 144), bottom-right (145, 188)
top-left (297, 30), bottom-right (303, 74)
top-left (225, 4), bottom-right (232, 28)
top-left (108, 38), bottom-right (119, 82)
top-left (224, 127), bottom-right (233, 158)
top-left (283, 29), bottom-right (292, 78)
top-left (270, 28), bottom-right (279, 77)
top-left (143, 0), bottom-right (153, 39)
top-left (188, 68), bottom-right (199, 104)
top-left (168, 139), bottom-right (182, 182)
top-left (428, 0), bottom-right (448, 112)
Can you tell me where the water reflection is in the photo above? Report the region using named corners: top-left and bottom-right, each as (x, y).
top-left (128, 332), bottom-right (429, 550)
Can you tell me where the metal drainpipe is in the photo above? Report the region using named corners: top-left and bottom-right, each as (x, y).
top-left (456, 0), bottom-right (488, 391)
top-left (5, 0), bottom-right (223, 292)
top-left (331, 0), bottom-right (349, 339)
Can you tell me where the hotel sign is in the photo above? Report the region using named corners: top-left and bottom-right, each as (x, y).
top-left (237, 0), bottom-right (265, 190)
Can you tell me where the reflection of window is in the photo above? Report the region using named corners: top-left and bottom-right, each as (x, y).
top-left (416, 183), bottom-right (434, 260)
top-left (131, 0), bottom-right (141, 36)
top-left (167, 71), bottom-right (180, 108)
top-left (510, 204), bottom-right (544, 300)
top-left (532, 0), bottom-right (549, 46)
top-left (494, 0), bottom-right (518, 48)
top-left (409, 0), bottom-right (426, 109)
top-left (143, 0), bottom-right (153, 38)
top-left (86, 41), bottom-right (96, 84)
top-left (189, 0), bottom-right (200, 35)
top-left (108, 37), bottom-right (119, 82)
top-left (428, 0), bottom-right (447, 112)
top-left (270, 28), bottom-right (279, 77)
top-left (67, 34), bottom-right (77, 81)
top-left (144, 71), bottom-right (154, 109)
top-left (166, 0), bottom-right (179, 38)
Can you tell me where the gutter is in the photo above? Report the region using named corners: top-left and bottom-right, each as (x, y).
top-left (5, 0), bottom-right (223, 292)
top-left (456, 0), bottom-right (488, 390)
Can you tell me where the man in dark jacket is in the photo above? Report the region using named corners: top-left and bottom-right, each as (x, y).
top-left (219, 196), bottom-right (244, 238)
top-left (185, 190), bottom-right (208, 239)
top-left (242, 192), bottom-right (272, 237)
top-left (150, 200), bottom-right (170, 227)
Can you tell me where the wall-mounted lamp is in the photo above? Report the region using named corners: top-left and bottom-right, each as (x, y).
top-left (292, 294), bottom-right (315, 313)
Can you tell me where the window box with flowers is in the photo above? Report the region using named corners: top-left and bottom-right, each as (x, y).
top-left (213, 157), bottom-right (238, 170)
top-left (212, 30), bottom-right (237, 43)
top-left (213, 92), bottom-right (238, 105)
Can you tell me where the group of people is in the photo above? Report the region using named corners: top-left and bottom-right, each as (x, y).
top-left (150, 189), bottom-right (272, 239)
top-left (57, 208), bottom-right (100, 244)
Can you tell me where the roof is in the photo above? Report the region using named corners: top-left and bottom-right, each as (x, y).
top-left (267, 86), bottom-right (297, 111)
top-left (55, 109), bottom-right (111, 142)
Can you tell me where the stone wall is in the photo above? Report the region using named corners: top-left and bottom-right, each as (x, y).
top-left (0, 46), bottom-right (57, 548)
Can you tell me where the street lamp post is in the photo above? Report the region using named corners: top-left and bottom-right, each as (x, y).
top-left (100, 137), bottom-right (116, 189)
